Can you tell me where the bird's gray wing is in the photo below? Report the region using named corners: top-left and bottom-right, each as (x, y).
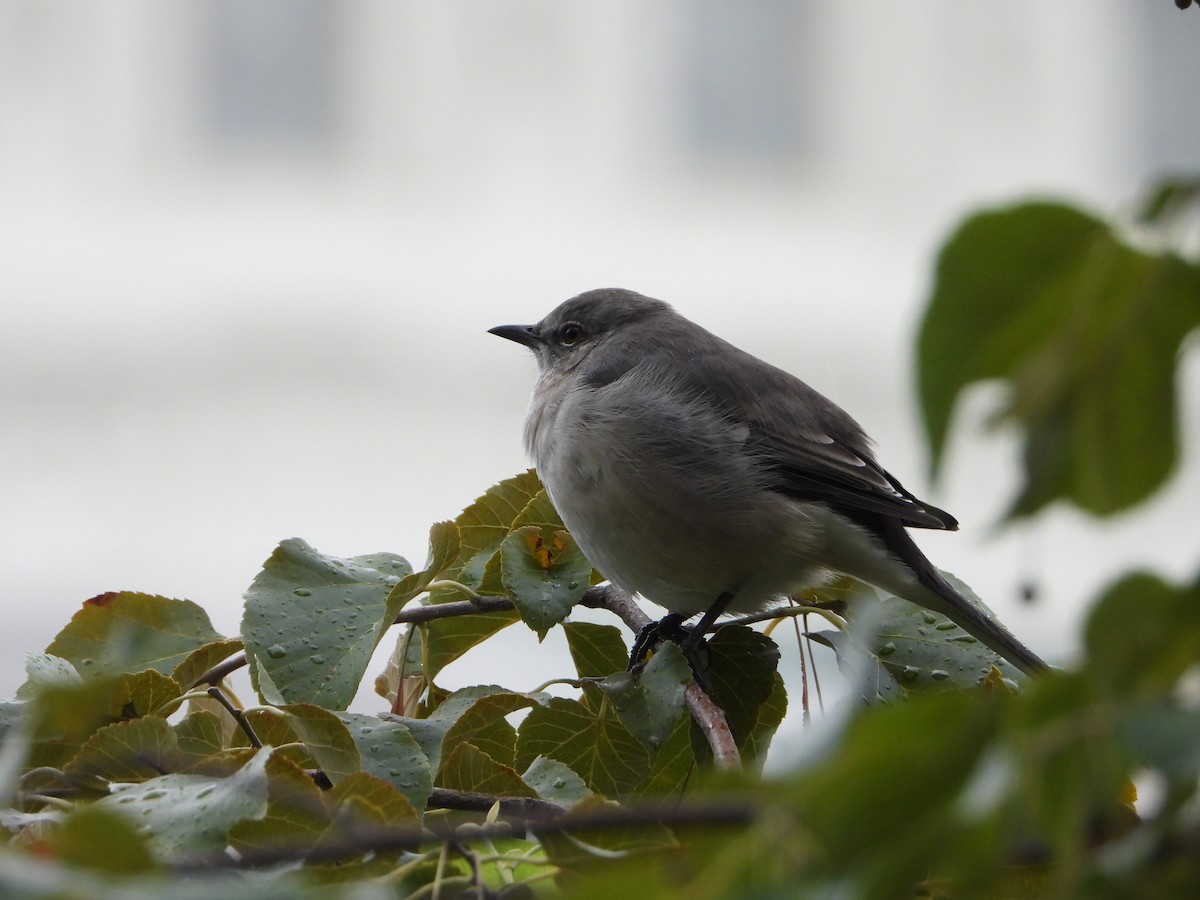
top-left (751, 424), bottom-right (957, 530)
top-left (675, 338), bottom-right (958, 531)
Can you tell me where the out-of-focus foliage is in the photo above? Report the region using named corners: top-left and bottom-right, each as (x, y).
top-left (918, 188), bottom-right (1200, 519)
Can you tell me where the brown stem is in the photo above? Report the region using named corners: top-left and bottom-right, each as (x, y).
top-left (427, 787), bottom-right (565, 821)
top-left (205, 686), bottom-right (262, 749)
top-left (174, 798), bottom-right (758, 870)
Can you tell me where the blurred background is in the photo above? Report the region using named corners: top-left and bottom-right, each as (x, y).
top-left (3, 1), bottom-right (1198, 741)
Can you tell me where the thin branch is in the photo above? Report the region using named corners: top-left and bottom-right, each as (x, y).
top-left (427, 787), bottom-right (564, 821)
top-left (206, 686), bottom-right (262, 749)
top-left (424, 579), bottom-right (482, 600)
top-left (683, 683), bottom-right (740, 767)
top-left (175, 798), bottom-right (758, 871)
top-left (191, 654), bottom-right (249, 687)
top-left (190, 596), bottom-right (518, 687)
top-left (398, 595), bottom-right (516, 622)
top-left (724, 603), bottom-right (847, 633)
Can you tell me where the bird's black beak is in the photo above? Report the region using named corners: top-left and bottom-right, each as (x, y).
top-left (488, 324), bottom-right (542, 349)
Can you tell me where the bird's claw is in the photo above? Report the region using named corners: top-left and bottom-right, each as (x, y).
top-left (627, 614), bottom-right (714, 692)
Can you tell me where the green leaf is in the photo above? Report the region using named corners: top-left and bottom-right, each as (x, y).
top-left (322, 772), bottom-right (421, 871)
top-left (1137, 174), bottom-right (1200, 225)
top-left (793, 690), bottom-right (1002, 865)
top-left (231, 755), bottom-right (419, 876)
top-left (170, 638), bottom-right (244, 691)
top-left (64, 717), bottom-right (181, 788)
top-left (822, 581), bottom-right (1023, 701)
top-left (19, 653), bottom-right (81, 697)
top-left (335, 712), bottom-right (432, 811)
top-left (44, 592), bottom-right (224, 680)
top-left (283, 704), bottom-right (360, 783)
top-left (382, 520), bottom-right (462, 623)
top-left (421, 607), bottom-right (521, 684)
top-left (635, 715), bottom-right (695, 799)
top-left (93, 747), bottom-right (271, 860)
top-left (438, 742), bottom-right (537, 796)
top-left (228, 707), bottom-right (286, 746)
top-left (52, 804), bottom-right (156, 874)
top-left (228, 752), bottom-right (330, 857)
top-left (120, 669), bottom-right (184, 718)
top-left (241, 539), bottom-right (412, 709)
top-left (522, 755), bottom-right (593, 806)
top-left (696, 626), bottom-right (780, 750)
top-left (328, 771), bottom-right (420, 822)
top-left (516, 697), bottom-right (650, 797)
top-left (437, 692), bottom-right (535, 771)
top-left (807, 629), bottom-right (902, 704)
top-left (380, 686), bottom-right (531, 777)
top-left (565, 621), bottom-right (631, 711)
top-left (1120, 701), bottom-right (1200, 781)
top-left (597, 643), bottom-right (690, 752)
top-left (174, 710), bottom-right (227, 771)
top-left (501, 526), bottom-right (590, 639)
top-left (414, 475), bottom-right (556, 679)
top-left (564, 622), bottom-right (630, 679)
top-left (308, 789), bottom-right (419, 880)
top-left (741, 671), bottom-right (788, 768)
top-left (1007, 672), bottom-right (1132, 848)
top-left (539, 795), bottom-right (677, 868)
top-left (450, 470), bottom-right (545, 591)
top-left (1084, 571), bottom-right (1200, 698)
top-left (25, 670), bottom-right (183, 771)
top-left (919, 200), bottom-right (1200, 518)
top-left (0, 698), bottom-right (28, 761)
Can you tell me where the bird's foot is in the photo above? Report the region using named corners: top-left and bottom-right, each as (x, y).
top-left (627, 614), bottom-right (686, 671)
top-left (627, 613), bottom-right (713, 687)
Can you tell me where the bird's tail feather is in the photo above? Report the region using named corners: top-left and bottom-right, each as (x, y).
top-left (871, 516), bottom-right (1047, 675)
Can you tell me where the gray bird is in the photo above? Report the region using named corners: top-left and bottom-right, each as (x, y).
top-left (490, 288), bottom-right (1046, 675)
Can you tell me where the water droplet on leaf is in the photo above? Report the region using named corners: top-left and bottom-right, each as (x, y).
top-left (294, 588), bottom-right (313, 597)
top-left (266, 644), bottom-right (287, 659)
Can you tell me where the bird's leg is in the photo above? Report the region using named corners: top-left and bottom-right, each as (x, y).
top-left (674, 592), bottom-right (734, 691)
top-left (679, 592), bottom-right (734, 658)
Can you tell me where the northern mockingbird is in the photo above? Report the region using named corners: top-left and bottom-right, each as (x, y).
top-left (490, 288), bottom-right (1045, 675)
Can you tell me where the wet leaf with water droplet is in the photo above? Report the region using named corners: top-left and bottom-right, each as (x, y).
top-left (242, 539), bottom-right (412, 709)
top-left (93, 747), bottom-right (271, 860)
top-left (500, 526), bottom-right (590, 639)
top-left (820, 578), bottom-right (1024, 701)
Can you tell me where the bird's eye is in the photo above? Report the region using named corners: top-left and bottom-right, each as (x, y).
top-left (559, 323), bottom-right (584, 346)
